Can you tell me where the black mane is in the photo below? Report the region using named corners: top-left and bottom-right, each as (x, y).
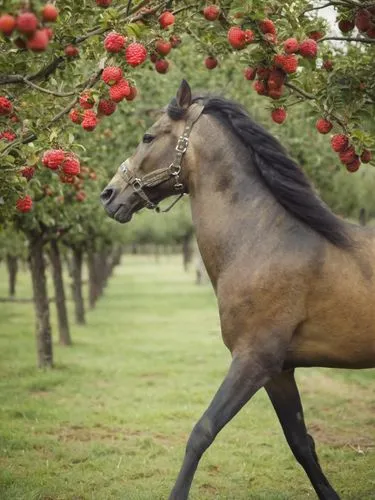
top-left (168, 95), bottom-right (353, 249)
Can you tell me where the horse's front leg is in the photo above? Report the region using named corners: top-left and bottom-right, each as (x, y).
top-left (168, 348), bottom-right (283, 500)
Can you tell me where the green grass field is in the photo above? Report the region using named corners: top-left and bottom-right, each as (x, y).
top-left (0, 255), bottom-right (374, 500)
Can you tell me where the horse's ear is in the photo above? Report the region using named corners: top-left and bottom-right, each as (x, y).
top-left (176, 80), bottom-right (192, 110)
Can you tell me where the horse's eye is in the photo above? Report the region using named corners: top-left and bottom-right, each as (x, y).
top-left (143, 134), bottom-right (155, 144)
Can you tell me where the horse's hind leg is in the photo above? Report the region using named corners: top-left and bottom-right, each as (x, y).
top-left (168, 352), bottom-right (277, 500)
top-left (265, 369), bottom-right (340, 500)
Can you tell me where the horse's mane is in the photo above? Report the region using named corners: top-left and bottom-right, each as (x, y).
top-left (168, 95), bottom-right (353, 249)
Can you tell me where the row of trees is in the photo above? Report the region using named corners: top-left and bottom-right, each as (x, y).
top-left (1, 0), bottom-right (375, 367)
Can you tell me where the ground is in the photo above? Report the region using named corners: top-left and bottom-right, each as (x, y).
top-left (0, 255), bottom-right (374, 500)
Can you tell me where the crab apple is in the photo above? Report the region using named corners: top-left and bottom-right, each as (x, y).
top-left (268, 68), bottom-right (286, 89)
top-left (338, 19), bottom-right (354, 33)
top-left (259, 19), bottom-right (276, 35)
top-left (150, 52), bottom-right (158, 63)
top-left (299, 39), bottom-right (318, 58)
top-left (109, 79), bottom-right (131, 102)
top-left (155, 39), bottom-right (172, 56)
top-left (346, 157), bottom-right (361, 172)
top-left (96, 0), bottom-right (112, 6)
top-left (62, 155), bottom-right (80, 175)
top-left (322, 59), bottom-right (334, 71)
top-left (155, 59), bottom-right (169, 74)
top-left (98, 99), bottom-right (117, 116)
top-left (0, 14), bottom-right (16, 36)
top-left (355, 9), bottom-right (371, 32)
top-left (309, 31), bottom-right (325, 41)
top-left (43, 27), bottom-right (54, 40)
top-left (170, 35), bottom-right (181, 48)
top-left (76, 191), bottom-right (86, 202)
top-left (89, 171), bottom-right (97, 180)
top-left (268, 87), bottom-right (284, 100)
top-left (264, 32), bottom-right (277, 44)
top-left (20, 166), bottom-right (35, 181)
top-left (271, 107), bottom-right (287, 124)
top-left (0, 96), bottom-right (13, 115)
top-left (125, 42), bottom-right (147, 67)
top-left (244, 67), bottom-right (256, 81)
top-left (205, 56), bottom-right (218, 69)
top-left (244, 29), bottom-right (255, 43)
top-left (65, 44), bottom-right (79, 57)
top-left (227, 27), bottom-right (246, 49)
top-left (42, 4), bottom-right (59, 22)
top-left (339, 145), bottom-right (356, 165)
top-left (331, 134), bottom-right (349, 153)
top-left (283, 38), bottom-right (299, 54)
top-left (125, 86), bottom-right (137, 101)
top-left (16, 12), bottom-right (38, 35)
top-left (253, 80), bottom-right (267, 95)
top-left (367, 26), bottom-right (375, 38)
top-left (42, 149), bottom-right (65, 169)
top-left (159, 11), bottom-right (175, 29)
top-left (69, 108), bottom-right (83, 124)
top-left (257, 67), bottom-right (271, 80)
top-left (203, 5), bottom-right (220, 21)
top-left (59, 173), bottom-right (74, 184)
top-left (101, 66), bottom-right (123, 86)
top-left (26, 30), bottom-right (49, 52)
top-left (0, 130), bottom-right (16, 141)
top-left (16, 195), bottom-right (33, 213)
top-left (81, 110), bottom-right (98, 131)
top-left (361, 149), bottom-right (372, 163)
top-left (79, 91), bottom-right (95, 109)
top-left (273, 54), bottom-right (298, 74)
top-left (316, 118), bottom-right (333, 134)
top-left (104, 32), bottom-right (126, 53)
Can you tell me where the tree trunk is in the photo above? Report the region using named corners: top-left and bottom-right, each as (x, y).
top-left (182, 232), bottom-right (194, 271)
top-left (71, 247), bottom-right (85, 325)
top-left (87, 248), bottom-right (100, 309)
top-left (49, 240), bottom-right (72, 345)
top-left (28, 234), bottom-right (53, 368)
top-left (6, 254), bottom-right (18, 297)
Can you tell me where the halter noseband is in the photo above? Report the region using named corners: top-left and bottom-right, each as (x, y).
top-left (119, 102), bottom-right (204, 213)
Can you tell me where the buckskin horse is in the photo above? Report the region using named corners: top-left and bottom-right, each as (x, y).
top-left (100, 80), bottom-right (375, 499)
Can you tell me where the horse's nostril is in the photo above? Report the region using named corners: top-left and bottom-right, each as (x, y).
top-left (100, 186), bottom-right (117, 205)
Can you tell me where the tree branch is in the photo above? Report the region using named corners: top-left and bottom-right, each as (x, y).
top-left (0, 58), bottom-right (107, 157)
top-left (23, 78), bottom-right (76, 97)
top-left (319, 36), bottom-right (375, 44)
top-left (300, 1), bottom-right (346, 15)
top-left (285, 82), bottom-right (316, 100)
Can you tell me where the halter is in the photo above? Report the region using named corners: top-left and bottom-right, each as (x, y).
top-left (119, 102), bottom-right (204, 213)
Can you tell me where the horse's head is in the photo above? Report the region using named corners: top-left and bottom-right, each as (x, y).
top-left (100, 80), bottom-right (203, 223)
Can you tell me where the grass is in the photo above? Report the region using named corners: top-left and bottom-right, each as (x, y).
top-left (0, 254), bottom-right (374, 500)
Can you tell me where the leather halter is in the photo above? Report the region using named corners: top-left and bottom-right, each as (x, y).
top-left (119, 102), bottom-right (204, 213)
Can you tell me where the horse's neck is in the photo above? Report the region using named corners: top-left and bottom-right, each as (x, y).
top-left (188, 152), bottom-right (284, 288)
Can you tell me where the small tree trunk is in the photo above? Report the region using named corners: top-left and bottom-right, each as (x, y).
top-left (71, 247), bottom-right (85, 325)
top-left (87, 248), bottom-right (100, 309)
top-left (182, 233), bottom-right (193, 271)
top-left (49, 240), bottom-right (72, 345)
top-left (28, 234), bottom-right (53, 368)
top-left (6, 254), bottom-right (18, 297)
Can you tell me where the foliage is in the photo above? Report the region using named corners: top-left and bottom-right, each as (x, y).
top-left (1, 0), bottom-right (375, 241)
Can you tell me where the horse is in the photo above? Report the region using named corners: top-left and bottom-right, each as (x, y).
top-left (100, 80), bottom-right (375, 500)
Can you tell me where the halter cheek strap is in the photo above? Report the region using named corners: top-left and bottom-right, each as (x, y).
top-left (119, 102), bottom-right (204, 212)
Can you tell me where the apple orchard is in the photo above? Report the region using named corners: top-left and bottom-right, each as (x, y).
top-left (1, 0), bottom-right (375, 367)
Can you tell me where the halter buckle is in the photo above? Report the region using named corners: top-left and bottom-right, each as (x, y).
top-left (174, 183), bottom-right (184, 191)
top-left (169, 163), bottom-right (181, 176)
top-left (175, 136), bottom-right (189, 153)
top-left (132, 178), bottom-right (143, 191)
